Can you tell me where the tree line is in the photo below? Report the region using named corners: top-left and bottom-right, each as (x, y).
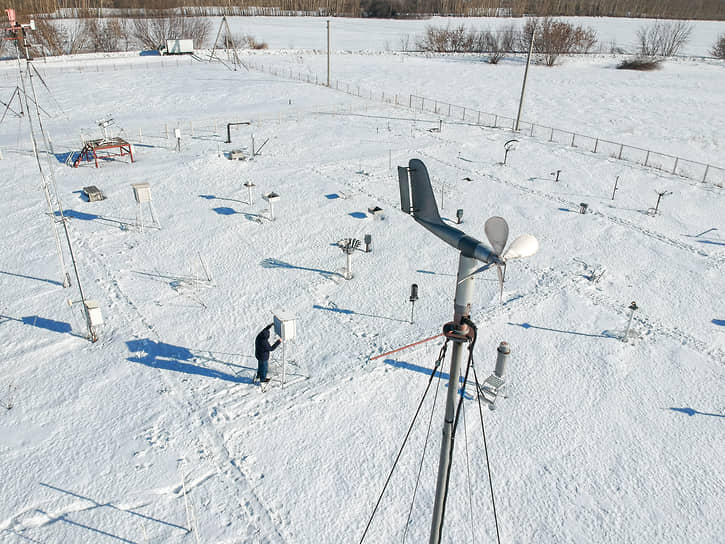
top-left (5, 0), bottom-right (725, 20)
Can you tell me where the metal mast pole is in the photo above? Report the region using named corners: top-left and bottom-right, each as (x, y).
top-left (429, 253), bottom-right (478, 544)
top-left (515, 29), bottom-right (535, 132)
top-left (326, 20), bottom-right (330, 87)
top-left (16, 38), bottom-right (71, 288)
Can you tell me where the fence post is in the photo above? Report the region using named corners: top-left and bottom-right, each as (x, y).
top-left (409, 95), bottom-right (412, 108)
top-left (448, 104), bottom-right (451, 116)
top-left (477, 111), bottom-right (481, 124)
top-left (571, 133), bottom-right (576, 147)
top-left (593, 138), bottom-right (599, 153)
top-left (462, 107), bottom-right (465, 120)
top-left (494, 114), bottom-right (498, 127)
top-left (672, 157), bottom-right (679, 175)
top-left (644, 150), bottom-right (650, 167)
top-left (618, 144), bottom-right (624, 160)
top-left (434, 100), bottom-right (438, 113)
top-left (703, 164), bottom-right (710, 183)
top-left (549, 128), bottom-right (554, 142)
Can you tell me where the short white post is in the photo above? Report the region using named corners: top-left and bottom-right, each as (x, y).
top-left (623, 301), bottom-right (638, 342)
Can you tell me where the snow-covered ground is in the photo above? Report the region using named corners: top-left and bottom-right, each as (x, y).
top-left (1, 17), bottom-right (724, 544)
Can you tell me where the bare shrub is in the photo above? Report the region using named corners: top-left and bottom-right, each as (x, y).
top-left (85, 18), bottom-right (127, 52)
top-left (617, 57), bottom-right (662, 70)
top-left (479, 24), bottom-right (517, 63)
top-left (132, 14), bottom-right (210, 51)
top-left (399, 33), bottom-right (411, 52)
top-left (571, 26), bottom-right (598, 54)
top-left (33, 17), bottom-right (88, 56)
top-left (637, 21), bottom-right (693, 57)
top-left (711, 33), bottom-right (725, 59)
top-left (523, 17), bottom-right (598, 66)
top-left (416, 24), bottom-right (473, 53)
top-left (241, 35), bottom-right (268, 50)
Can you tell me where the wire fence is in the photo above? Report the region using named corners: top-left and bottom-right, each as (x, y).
top-left (3, 54), bottom-right (722, 186)
top-left (244, 59), bottom-right (725, 187)
top-left (407, 94), bottom-right (724, 186)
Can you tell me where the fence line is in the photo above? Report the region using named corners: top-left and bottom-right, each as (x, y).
top-left (244, 59), bottom-right (725, 187)
top-left (4, 55), bottom-right (721, 186)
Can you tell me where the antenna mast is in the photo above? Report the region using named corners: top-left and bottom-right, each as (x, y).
top-left (5, 9), bottom-right (72, 288)
top-left (6, 9), bottom-right (97, 340)
top-left (397, 159), bottom-right (538, 542)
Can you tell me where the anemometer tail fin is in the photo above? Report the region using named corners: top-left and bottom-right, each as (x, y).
top-left (399, 159), bottom-right (444, 226)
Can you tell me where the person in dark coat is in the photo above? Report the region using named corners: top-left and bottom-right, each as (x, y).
top-left (255, 323), bottom-right (281, 382)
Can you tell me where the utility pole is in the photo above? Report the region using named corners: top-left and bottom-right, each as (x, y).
top-left (515, 28), bottom-right (535, 132)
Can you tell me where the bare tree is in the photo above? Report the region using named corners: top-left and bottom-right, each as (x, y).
top-left (637, 20), bottom-right (693, 57)
top-left (479, 24), bottom-right (517, 64)
top-left (712, 33), bottom-right (725, 58)
top-left (416, 24), bottom-right (474, 53)
top-left (33, 17), bottom-right (89, 56)
top-left (523, 17), bottom-right (598, 66)
top-left (132, 14), bottom-right (210, 51)
top-left (86, 17), bottom-right (127, 52)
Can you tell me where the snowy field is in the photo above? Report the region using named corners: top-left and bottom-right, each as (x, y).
top-left (1, 16), bottom-right (724, 544)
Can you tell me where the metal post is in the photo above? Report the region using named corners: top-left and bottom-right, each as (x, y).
top-left (611, 176), bottom-right (619, 200)
top-left (429, 254), bottom-right (478, 544)
top-left (345, 252), bottom-right (352, 279)
top-left (409, 283), bottom-right (418, 324)
top-left (326, 20), bottom-right (330, 87)
top-left (623, 301), bottom-right (638, 342)
top-left (515, 29), bottom-right (535, 132)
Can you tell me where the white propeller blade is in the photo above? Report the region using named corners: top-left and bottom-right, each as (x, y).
top-left (484, 216), bottom-right (509, 257)
top-left (502, 234), bottom-right (539, 261)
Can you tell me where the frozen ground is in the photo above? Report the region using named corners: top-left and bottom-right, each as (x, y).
top-left (1, 16), bottom-right (724, 544)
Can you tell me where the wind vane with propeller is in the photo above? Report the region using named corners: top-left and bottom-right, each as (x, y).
top-left (398, 158), bottom-right (538, 303)
top-left (397, 158), bottom-right (538, 544)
